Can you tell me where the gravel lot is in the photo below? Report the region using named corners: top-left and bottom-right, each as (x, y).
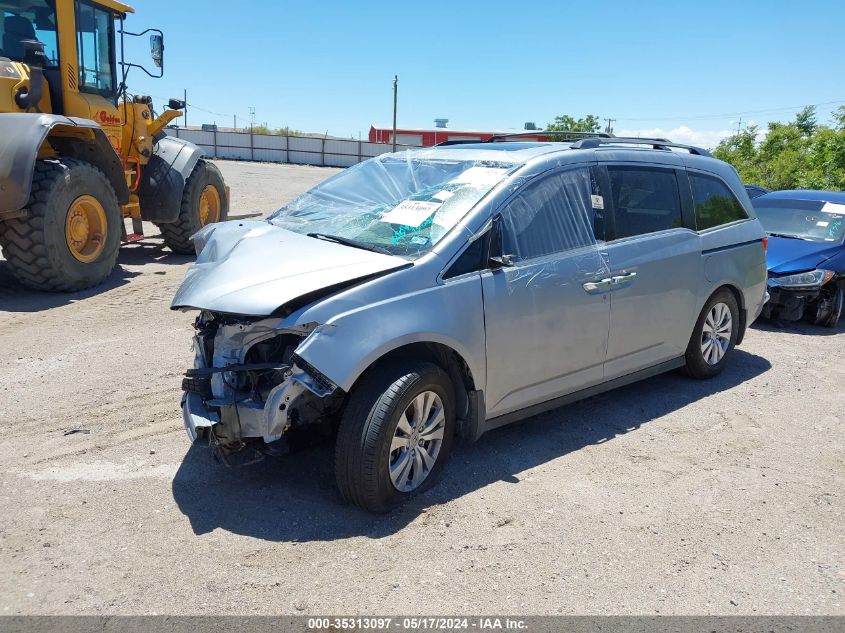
top-left (0, 159), bottom-right (843, 616)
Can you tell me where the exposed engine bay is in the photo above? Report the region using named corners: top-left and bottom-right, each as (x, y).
top-left (181, 311), bottom-right (343, 464)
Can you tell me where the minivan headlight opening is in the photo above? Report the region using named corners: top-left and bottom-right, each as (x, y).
top-left (768, 269), bottom-right (835, 290)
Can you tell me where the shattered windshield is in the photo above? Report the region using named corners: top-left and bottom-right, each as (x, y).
top-left (267, 150), bottom-right (517, 259)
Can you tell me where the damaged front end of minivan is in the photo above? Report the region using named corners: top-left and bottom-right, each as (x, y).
top-left (170, 217), bottom-right (415, 464)
top-left (181, 312), bottom-right (344, 464)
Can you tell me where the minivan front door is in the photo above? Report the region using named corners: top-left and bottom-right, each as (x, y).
top-left (481, 166), bottom-right (612, 420)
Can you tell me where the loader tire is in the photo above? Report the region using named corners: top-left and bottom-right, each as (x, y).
top-left (0, 158), bottom-right (121, 292)
top-left (158, 159), bottom-right (227, 254)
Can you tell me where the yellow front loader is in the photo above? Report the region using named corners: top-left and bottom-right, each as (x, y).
top-left (0, 0), bottom-right (228, 291)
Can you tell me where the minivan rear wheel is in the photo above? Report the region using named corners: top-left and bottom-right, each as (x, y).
top-left (335, 360), bottom-right (456, 513)
top-left (681, 289), bottom-right (740, 379)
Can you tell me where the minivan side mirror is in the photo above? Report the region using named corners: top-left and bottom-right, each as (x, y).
top-left (489, 253), bottom-right (514, 268)
top-left (488, 216), bottom-right (516, 268)
top-left (150, 34), bottom-right (164, 68)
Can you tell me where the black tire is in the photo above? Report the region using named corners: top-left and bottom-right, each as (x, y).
top-left (824, 287), bottom-right (843, 328)
top-left (0, 158), bottom-right (121, 292)
top-left (681, 289), bottom-right (740, 379)
top-left (158, 159), bottom-right (228, 254)
top-left (335, 360), bottom-right (456, 513)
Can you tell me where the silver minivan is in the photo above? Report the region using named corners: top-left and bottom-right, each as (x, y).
top-left (172, 136), bottom-right (768, 512)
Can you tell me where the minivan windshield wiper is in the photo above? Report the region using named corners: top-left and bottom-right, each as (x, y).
top-left (307, 232), bottom-right (394, 256)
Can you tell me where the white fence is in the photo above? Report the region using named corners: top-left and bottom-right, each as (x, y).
top-left (166, 128), bottom-right (414, 167)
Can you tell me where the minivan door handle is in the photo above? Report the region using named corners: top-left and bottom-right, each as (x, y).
top-left (582, 278), bottom-right (613, 294)
top-left (611, 272), bottom-right (637, 286)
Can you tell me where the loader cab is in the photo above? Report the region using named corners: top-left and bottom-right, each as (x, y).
top-left (0, 0), bottom-right (124, 122)
top-left (0, 0), bottom-right (60, 113)
top-left (61, 0), bottom-right (126, 142)
top-left (0, 3), bottom-right (60, 66)
top-left (74, 0), bottom-right (118, 101)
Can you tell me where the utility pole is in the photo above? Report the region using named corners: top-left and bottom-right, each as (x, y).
top-left (392, 75), bottom-right (398, 152)
top-left (604, 117), bottom-right (615, 135)
top-left (234, 114), bottom-right (237, 131)
top-left (248, 107), bottom-right (256, 161)
top-left (183, 88), bottom-right (188, 128)
top-left (736, 117), bottom-right (743, 134)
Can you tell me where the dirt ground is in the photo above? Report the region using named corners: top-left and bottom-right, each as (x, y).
top-left (0, 159), bottom-right (843, 616)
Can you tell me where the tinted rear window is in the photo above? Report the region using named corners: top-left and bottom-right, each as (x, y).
top-left (607, 167), bottom-right (683, 239)
top-left (690, 173), bottom-right (748, 230)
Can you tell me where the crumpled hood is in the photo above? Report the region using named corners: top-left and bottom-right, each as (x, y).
top-left (170, 220), bottom-right (408, 315)
top-left (766, 236), bottom-right (843, 275)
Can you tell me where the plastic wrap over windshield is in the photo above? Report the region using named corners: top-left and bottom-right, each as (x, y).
top-left (267, 150), bottom-right (518, 258)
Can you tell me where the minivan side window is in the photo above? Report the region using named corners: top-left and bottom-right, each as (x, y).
top-left (607, 166), bottom-right (683, 239)
top-left (443, 235), bottom-right (486, 279)
top-left (690, 173), bottom-right (749, 230)
top-left (499, 167), bottom-right (596, 261)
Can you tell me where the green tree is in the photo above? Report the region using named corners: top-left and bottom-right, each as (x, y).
top-left (546, 114), bottom-right (602, 133)
top-left (832, 105), bottom-right (845, 130)
top-left (249, 123), bottom-right (301, 136)
top-left (757, 121), bottom-right (810, 190)
top-left (713, 106), bottom-right (845, 192)
top-left (713, 125), bottom-right (761, 184)
top-left (794, 105), bottom-right (818, 137)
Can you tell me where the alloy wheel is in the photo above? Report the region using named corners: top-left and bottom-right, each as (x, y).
top-left (701, 301), bottom-right (732, 365)
top-left (388, 390), bottom-right (445, 492)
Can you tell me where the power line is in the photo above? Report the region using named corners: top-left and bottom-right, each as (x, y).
top-left (154, 93), bottom-right (845, 136)
top-left (614, 98), bottom-right (845, 123)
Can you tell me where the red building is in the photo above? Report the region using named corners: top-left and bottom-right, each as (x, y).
top-left (368, 123), bottom-right (549, 147)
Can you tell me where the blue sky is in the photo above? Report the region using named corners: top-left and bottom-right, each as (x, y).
top-left (126, 0), bottom-right (845, 147)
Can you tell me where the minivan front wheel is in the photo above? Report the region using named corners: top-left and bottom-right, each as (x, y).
top-left (682, 289), bottom-right (740, 379)
top-left (335, 361), bottom-right (456, 513)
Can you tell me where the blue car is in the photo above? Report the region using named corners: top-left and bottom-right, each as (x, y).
top-left (753, 190), bottom-right (845, 327)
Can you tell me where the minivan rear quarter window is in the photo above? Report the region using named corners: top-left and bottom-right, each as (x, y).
top-left (607, 166), bottom-right (683, 239)
top-left (690, 173), bottom-right (748, 231)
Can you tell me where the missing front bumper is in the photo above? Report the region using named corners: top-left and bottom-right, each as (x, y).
top-left (763, 286), bottom-right (819, 321)
top-left (182, 391), bottom-right (219, 443)
top-left (181, 362), bottom-right (339, 452)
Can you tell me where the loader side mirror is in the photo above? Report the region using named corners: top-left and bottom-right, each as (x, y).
top-left (150, 34), bottom-right (164, 68)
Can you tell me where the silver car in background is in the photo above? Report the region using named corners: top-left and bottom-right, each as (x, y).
top-left (172, 136), bottom-right (768, 513)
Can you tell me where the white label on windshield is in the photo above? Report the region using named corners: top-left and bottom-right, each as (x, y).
top-left (381, 200), bottom-right (441, 226)
top-left (821, 202), bottom-right (845, 214)
top-left (432, 190), bottom-right (454, 202)
top-left (816, 221), bottom-right (829, 227)
top-left (591, 195), bottom-right (604, 209)
top-left (450, 166), bottom-right (508, 186)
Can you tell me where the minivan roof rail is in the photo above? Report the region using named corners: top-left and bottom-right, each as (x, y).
top-left (486, 130), bottom-right (613, 142)
top-left (435, 139), bottom-right (486, 147)
top-left (570, 136), bottom-right (713, 157)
